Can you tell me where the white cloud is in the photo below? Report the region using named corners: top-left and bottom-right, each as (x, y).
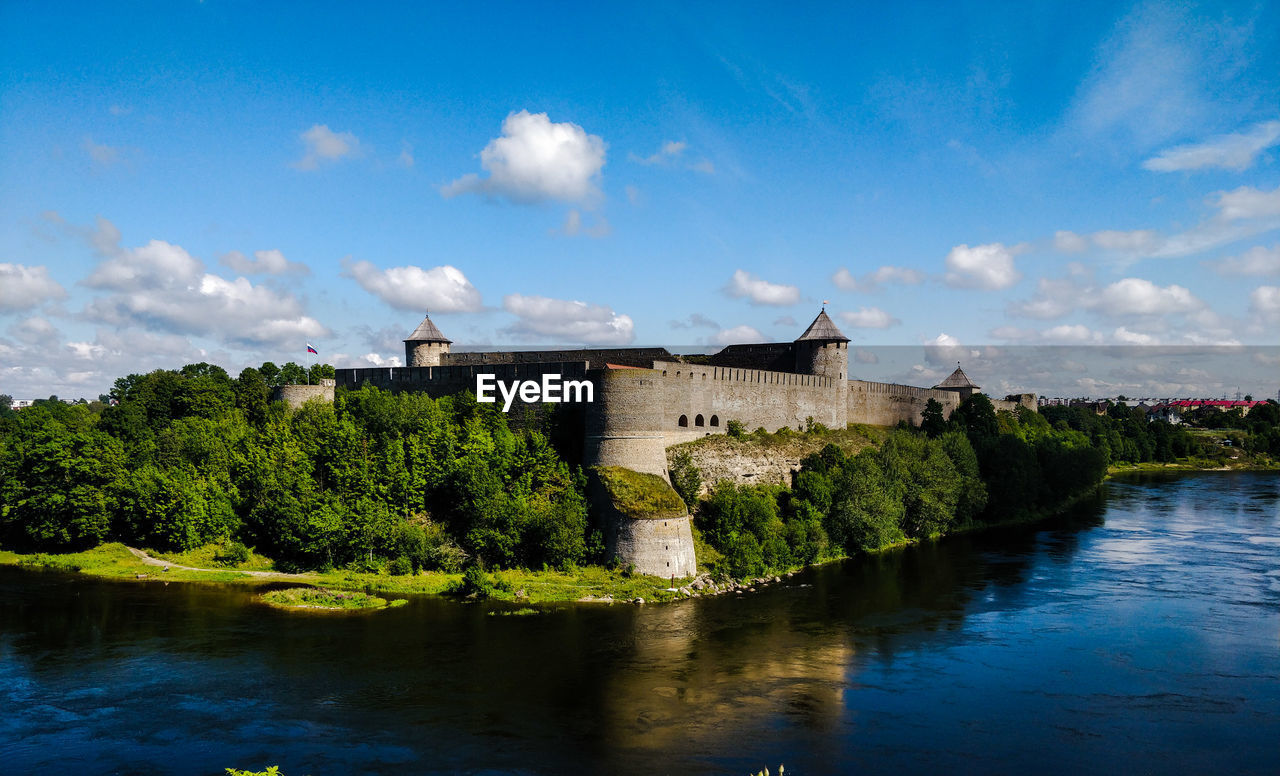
top-left (0, 263), bottom-right (67, 311)
top-left (293, 124), bottom-right (359, 170)
top-left (1009, 275), bottom-right (1086, 319)
top-left (85, 272), bottom-right (327, 348)
top-left (1041, 324), bottom-right (1103, 344)
top-left (1060, 184), bottom-right (1280, 261)
top-left (342, 259), bottom-right (483, 313)
top-left (1214, 184), bottom-right (1280, 221)
top-left (397, 142), bottom-right (415, 168)
top-left (84, 239), bottom-right (202, 289)
top-left (832, 265), bottom-right (924, 292)
top-left (669, 313), bottom-right (720, 330)
top-left (82, 136), bottom-right (121, 165)
top-left (943, 243), bottom-right (1022, 290)
top-left (1211, 244), bottom-right (1280, 276)
top-left (1054, 231), bottom-right (1089, 253)
top-left (632, 140), bottom-right (686, 165)
top-left (1113, 327), bottom-right (1157, 345)
top-left (1096, 278), bottom-right (1202, 316)
top-left (501, 294), bottom-right (634, 345)
top-left (559, 209), bottom-right (611, 238)
top-left (8, 316), bottom-right (60, 345)
top-left (923, 333), bottom-right (979, 366)
top-left (724, 269), bottom-right (801, 306)
top-left (853, 348), bottom-right (879, 364)
top-left (1250, 286), bottom-right (1280, 323)
top-left (838, 306), bottom-right (899, 329)
top-left (1091, 229), bottom-right (1160, 254)
top-left (442, 111), bottom-right (607, 205)
top-left (71, 218), bottom-right (328, 349)
top-left (1143, 120), bottom-right (1280, 172)
top-left (690, 158), bottom-right (716, 174)
top-left (221, 249), bottom-right (310, 275)
top-left (707, 325), bottom-right (764, 345)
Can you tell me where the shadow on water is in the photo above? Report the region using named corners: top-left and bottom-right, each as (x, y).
top-left (5, 476), bottom-right (1279, 774)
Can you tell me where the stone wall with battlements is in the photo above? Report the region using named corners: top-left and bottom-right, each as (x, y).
top-left (846, 380), bottom-right (963, 427)
top-left (442, 348), bottom-right (671, 370)
top-left (336, 361), bottom-right (592, 397)
top-left (650, 361), bottom-right (843, 440)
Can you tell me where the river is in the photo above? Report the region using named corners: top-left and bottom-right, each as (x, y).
top-left (2, 472), bottom-right (1278, 774)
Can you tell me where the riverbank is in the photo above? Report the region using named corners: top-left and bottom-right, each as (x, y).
top-left (0, 543), bottom-right (695, 604)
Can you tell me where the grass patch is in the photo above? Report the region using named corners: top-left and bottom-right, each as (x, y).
top-left (150, 541), bottom-right (277, 572)
top-left (488, 607), bottom-right (540, 617)
top-left (593, 466), bottom-right (686, 519)
top-left (0, 543), bottom-right (689, 603)
top-left (260, 586), bottom-right (406, 611)
top-left (489, 565), bottom-right (691, 603)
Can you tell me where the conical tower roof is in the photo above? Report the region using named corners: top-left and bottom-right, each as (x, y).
top-left (795, 309), bottom-right (850, 342)
top-left (404, 313), bottom-right (451, 344)
top-left (935, 365), bottom-right (979, 390)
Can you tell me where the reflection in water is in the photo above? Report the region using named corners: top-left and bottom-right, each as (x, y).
top-left (1, 475), bottom-right (1277, 774)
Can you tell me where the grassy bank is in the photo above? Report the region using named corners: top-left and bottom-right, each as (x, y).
top-left (0, 542), bottom-right (691, 604)
top-left (1107, 455), bottom-right (1280, 475)
top-left (260, 587), bottom-right (408, 611)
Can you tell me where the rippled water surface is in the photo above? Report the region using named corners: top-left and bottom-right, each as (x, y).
top-left (2, 472), bottom-right (1278, 774)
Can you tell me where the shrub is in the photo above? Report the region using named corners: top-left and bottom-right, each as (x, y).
top-left (726, 419), bottom-right (746, 438)
top-left (214, 540), bottom-right (251, 567)
top-left (388, 555), bottom-right (413, 576)
top-left (669, 450), bottom-right (703, 510)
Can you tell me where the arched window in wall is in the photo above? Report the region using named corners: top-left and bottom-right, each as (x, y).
top-left (695, 414), bottom-right (705, 427)
top-left (710, 415), bottom-right (719, 427)
top-left (678, 415), bottom-right (688, 427)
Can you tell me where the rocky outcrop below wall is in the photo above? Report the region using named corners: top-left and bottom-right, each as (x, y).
top-left (667, 429), bottom-right (881, 494)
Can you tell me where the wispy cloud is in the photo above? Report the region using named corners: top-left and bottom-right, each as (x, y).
top-left (1143, 119), bottom-right (1280, 172)
top-left (293, 124), bottom-right (360, 170)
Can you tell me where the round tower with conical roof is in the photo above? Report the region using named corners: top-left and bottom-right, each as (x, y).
top-left (794, 308), bottom-right (850, 381)
top-left (404, 313), bottom-right (451, 367)
top-left (795, 308), bottom-right (850, 428)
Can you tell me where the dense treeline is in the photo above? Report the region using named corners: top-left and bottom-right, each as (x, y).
top-left (691, 396), bottom-right (1109, 578)
top-left (1179, 402), bottom-right (1280, 456)
top-left (0, 363), bottom-right (589, 572)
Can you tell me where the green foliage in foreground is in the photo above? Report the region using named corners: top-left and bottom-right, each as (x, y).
top-left (260, 587), bottom-right (406, 611)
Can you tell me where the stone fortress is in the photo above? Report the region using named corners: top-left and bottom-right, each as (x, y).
top-left (325, 310), bottom-right (1036, 578)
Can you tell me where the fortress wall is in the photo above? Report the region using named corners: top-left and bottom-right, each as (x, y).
top-left (584, 370), bottom-right (668, 475)
top-left (273, 381), bottom-right (335, 410)
top-left (650, 361), bottom-right (841, 436)
top-left (442, 348), bottom-right (671, 370)
top-left (847, 380), bottom-right (962, 427)
top-left (992, 393), bottom-right (1038, 413)
top-left (699, 342), bottom-right (796, 372)
top-left (336, 361), bottom-right (591, 400)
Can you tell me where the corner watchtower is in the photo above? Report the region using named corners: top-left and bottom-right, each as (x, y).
top-left (404, 313), bottom-right (451, 367)
top-left (794, 308), bottom-right (850, 381)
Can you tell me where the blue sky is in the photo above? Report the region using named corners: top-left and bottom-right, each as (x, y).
top-left (1, 1), bottom-right (1278, 400)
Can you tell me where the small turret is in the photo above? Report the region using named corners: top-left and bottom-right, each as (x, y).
top-left (404, 313), bottom-right (452, 367)
top-left (794, 308), bottom-right (849, 380)
top-left (934, 363), bottom-right (980, 400)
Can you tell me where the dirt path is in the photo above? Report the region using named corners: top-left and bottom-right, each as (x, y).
top-left (125, 546), bottom-right (314, 580)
